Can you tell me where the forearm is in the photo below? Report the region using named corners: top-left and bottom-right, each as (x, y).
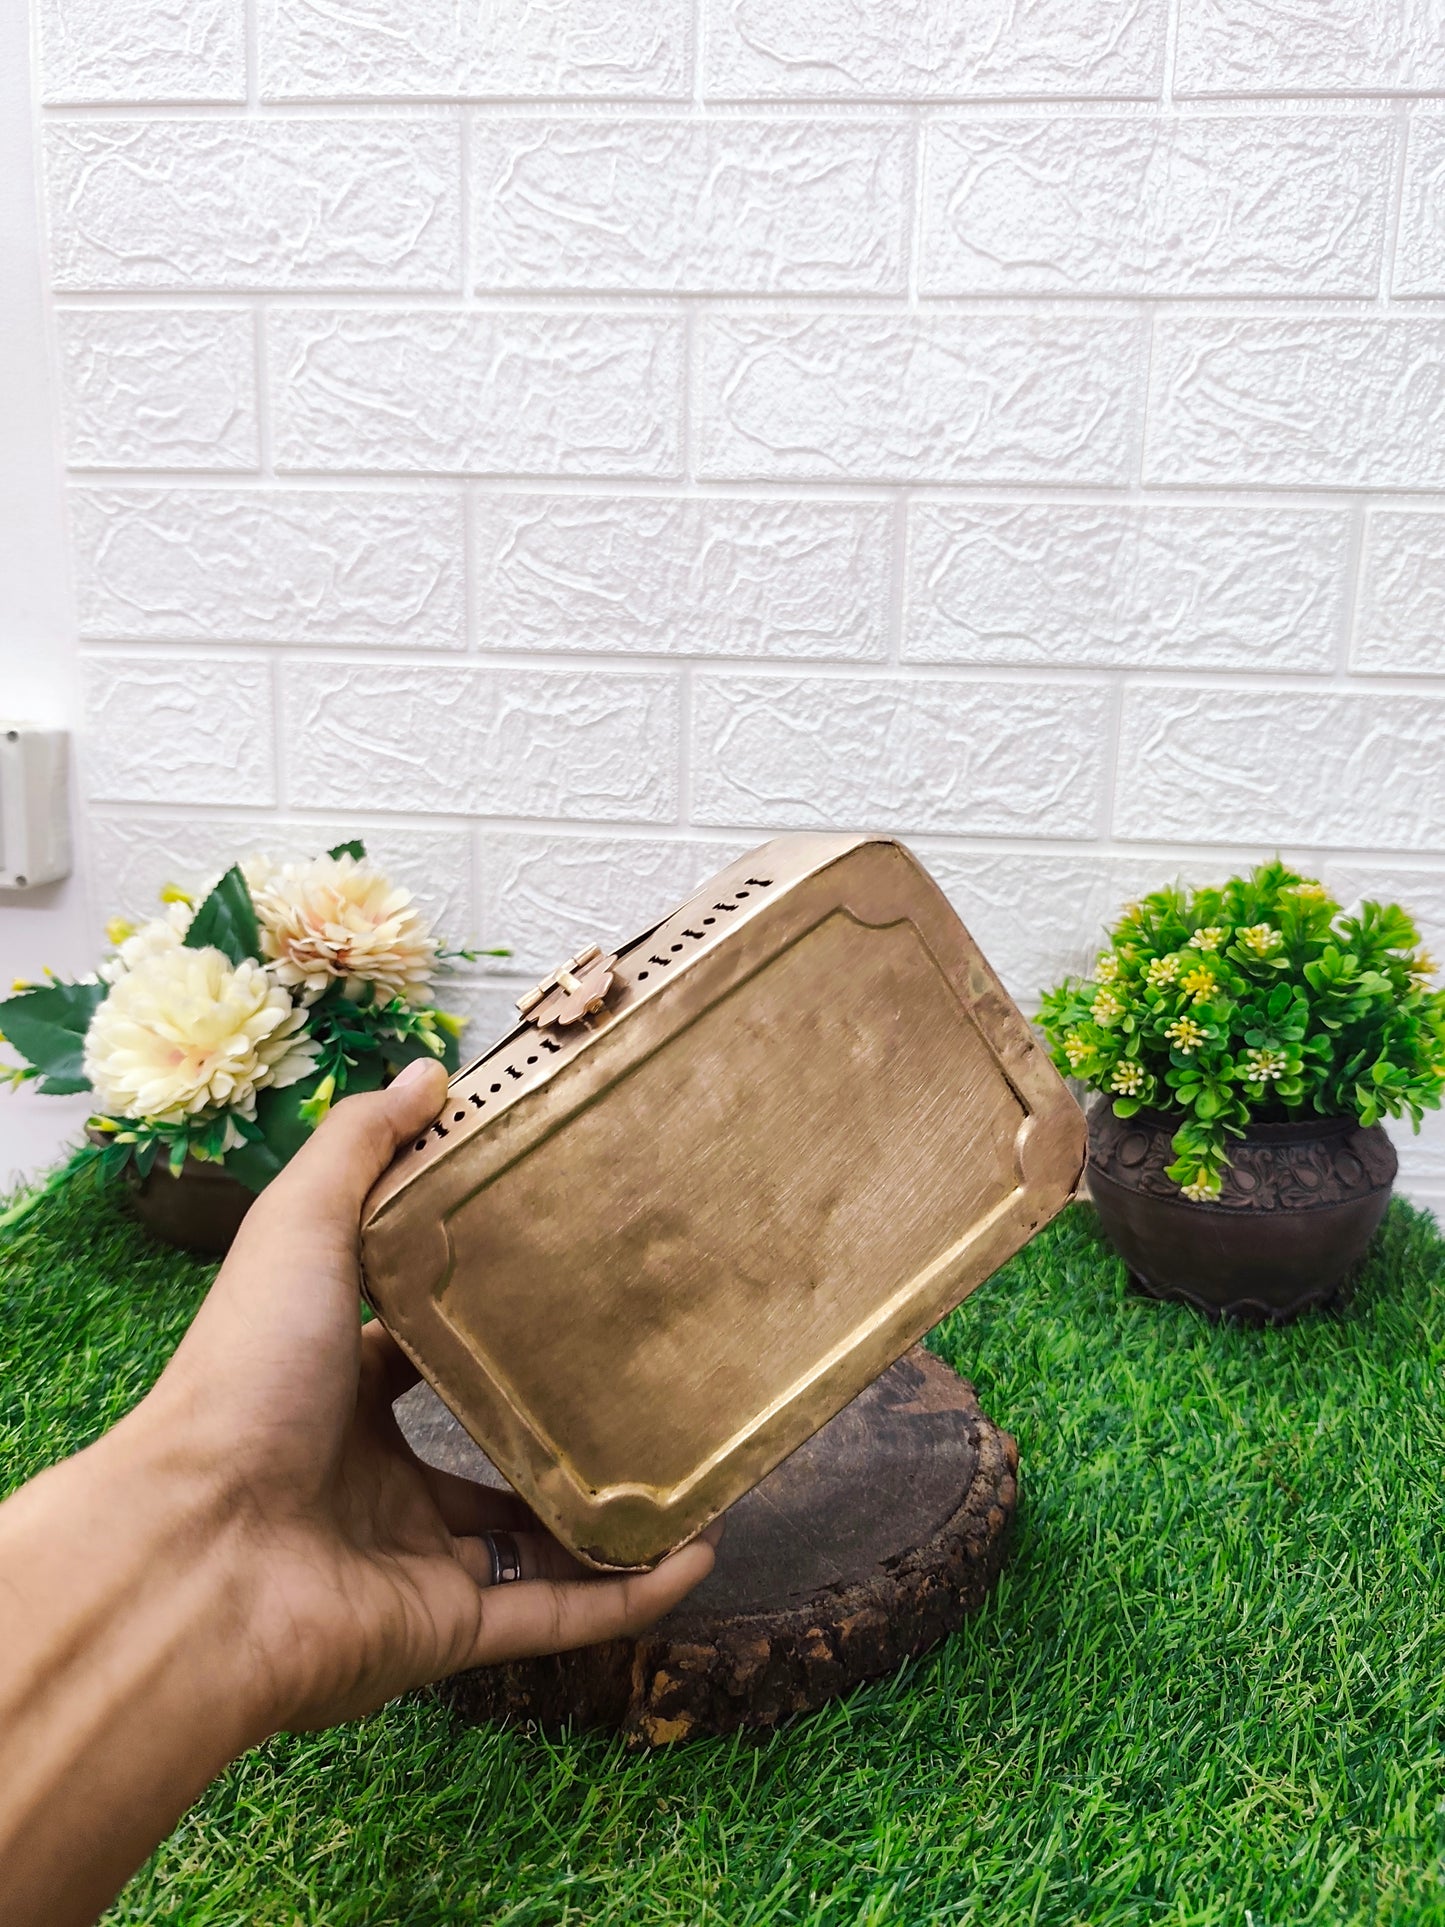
top-left (0, 1403), bottom-right (269, 1927)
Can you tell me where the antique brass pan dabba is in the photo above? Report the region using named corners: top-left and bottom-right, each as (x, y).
top-left (360, 833), bottom-right (1084, 1571)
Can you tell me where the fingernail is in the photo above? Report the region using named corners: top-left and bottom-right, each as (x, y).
top-left (392, 1057), bottom-right (437, 1091)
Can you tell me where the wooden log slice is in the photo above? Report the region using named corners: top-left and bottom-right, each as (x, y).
top-left (394, 1346), bottom-right (1017, 1746)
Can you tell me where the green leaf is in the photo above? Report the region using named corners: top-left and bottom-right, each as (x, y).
top-left (327, 840), bottom-right (366, 862)
top-left (184, 864), bottom-right (262, 965)
top-left (0, 980), bottom-right (105, 1082)
top-left (339, 1052), bottom-right (388, 1095)
top-left (101, 1139), bottom-right (137, 1180)
top-left (221, 1134), bottom-right (286, 1194)
top-left (222, 1072), bottom-right (337, 1192)
top-left (37, 1072), bottom-right (93, 1096)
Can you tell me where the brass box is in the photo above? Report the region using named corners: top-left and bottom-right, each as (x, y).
top-left (360, 833), bottom-right (1084, 1570)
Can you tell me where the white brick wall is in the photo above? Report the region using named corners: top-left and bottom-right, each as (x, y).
top-left (469, 119), bottom-right (912, 294)
top-left (257, 0), bottom-right (692, 102)
top-left (37, 0), bottom-right (1445, 1212)
top-left (47, 119), bottom-right (462, 291)
top-left (919, 113), bottom-right (1394, 298)
top-left (57, 308), bottom-right (257, 467)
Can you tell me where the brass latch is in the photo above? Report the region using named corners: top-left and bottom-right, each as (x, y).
top-left (516, 942), bottom-right (619, 1027)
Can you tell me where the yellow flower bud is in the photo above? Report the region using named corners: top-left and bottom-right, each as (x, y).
top-left (299, 1071), bottom-right (337, 1128)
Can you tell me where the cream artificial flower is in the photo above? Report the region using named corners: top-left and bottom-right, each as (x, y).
top-left (239, 849), bottom-right (274, 895)
top-left (251, 853), bottom-right (439, 1005)
top-left (1063, 1030), bottom-right (1092, 1070)
top-left (1145, 954), bottom-right (1180, 989)
top-left (1164, 1015), bottom-right (1205, 1054)
top-left (1237, 923), bottom-right (1282, 957)
top-left (1111, 1060), bottom-right (1145, 1096)
top-left (98, 900), bottom-right (193, 985)
top-left (1092, 987), bottom-right (1126, 1024)
top-left (1179, 964), bottom-right (1215, 1004)
top-left (84, 945), bottom-right (316, 1124)
top-left (1094, 952), bottom-right (1121, 984)
top-left (1189, 927), bottom-right (1226, 952)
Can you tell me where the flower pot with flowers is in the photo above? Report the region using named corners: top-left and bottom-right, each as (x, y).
top-left (0, 842), bottom-right (505, 1254)
top-left (1039, 861), bottom-right (1445, 1323)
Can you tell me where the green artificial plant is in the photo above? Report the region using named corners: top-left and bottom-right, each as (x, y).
top-left (1039, 860), bottom-right (1445, 1199)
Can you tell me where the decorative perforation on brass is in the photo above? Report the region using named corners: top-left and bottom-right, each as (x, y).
top-left (408, 875), bottom-right (778, 1153)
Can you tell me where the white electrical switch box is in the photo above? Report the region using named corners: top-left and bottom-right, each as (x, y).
top-left (0, 725), bottom-right (71, 889)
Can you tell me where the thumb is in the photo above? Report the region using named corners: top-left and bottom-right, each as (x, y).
top-left (264, 1055), bottom-right (449, 1227)
top-left (165, 1057), bottom-right (449, 1398)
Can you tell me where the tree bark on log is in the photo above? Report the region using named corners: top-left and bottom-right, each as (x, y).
top-left (395, 1346), bottom-right (1016, 1746)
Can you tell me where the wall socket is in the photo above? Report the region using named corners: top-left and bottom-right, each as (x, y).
top-left (0, 725), bottom-right (71, 889)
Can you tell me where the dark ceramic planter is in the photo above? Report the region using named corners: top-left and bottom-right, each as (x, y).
top-left (87, 1126), bottom-right (255, 1257)
top-left (1087, 1102), bottom-right (1397, 1324)
top-left (127, 1159), bottom-right (255, 1257)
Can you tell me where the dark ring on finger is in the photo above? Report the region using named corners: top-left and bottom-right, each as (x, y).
top-left (484, 1529), bottom-right (523, 1586)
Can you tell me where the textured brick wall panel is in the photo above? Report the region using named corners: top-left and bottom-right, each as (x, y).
top-left (474, 493), bottom-right (891, 657)
top-left (260, 0), bottom-right (690, 100)
top-left (703, 0), bottom-right (1165, 99)
top-left (47, 119), bottom-right (462, 292)
top-left (699, 312), bottom-right (1146, 482)
top-left (921, 113), bottom-right (1392, 298)
top-left (692, 674), bottom-right (1111, 836)
top-left (281, 662), bottom-right (680, 820)
top-left (57, 309), bottom-right (257, 470)
top-left (37, 0), bottom-right (1445, 1207)
top-left (71, 486), bottom-right (466, 647)
top-left (470, 116), bottom-right (910, 294)
top-left (1396, 116), bottom-right (1445, 297)
top-left (1146, 318), bottom-right (1445, 490)
top-left (1116, 689), bottom-right (1445, 852)
top-left (1353, 510), bottom-right (1445, 675)
top-left (82, 654), bottom-right (275, 804)
top-left (1174, 0), bottom-right (1445, 97)
top-left (39, 0), bottom-right (245, 103)
top-left (903, 502), bottom-right (1349, 670)
top-left (271, 309), bottom-right (683, 476)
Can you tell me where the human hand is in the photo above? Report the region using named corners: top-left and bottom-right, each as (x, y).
top-left (0, 1057), bottom-right (717, 1927)
top-left (152, 1055), bottom-right (719, 1733)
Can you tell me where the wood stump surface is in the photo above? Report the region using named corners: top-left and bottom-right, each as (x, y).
top-left (395, 1346), bottom-right (1016, 1746)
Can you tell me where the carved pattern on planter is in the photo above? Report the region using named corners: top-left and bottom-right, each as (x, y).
top-left (1088, 1105), bottom-right (1398, 1211)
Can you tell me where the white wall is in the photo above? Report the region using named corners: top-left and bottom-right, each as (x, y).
top-left (0, 0), bottom-right (93, 1184)
top-left (12, 0), bottom-right (1445, 1210)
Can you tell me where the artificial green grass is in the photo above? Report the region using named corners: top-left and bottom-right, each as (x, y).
top-left (4, 1176), bottom-right (1445, 1926)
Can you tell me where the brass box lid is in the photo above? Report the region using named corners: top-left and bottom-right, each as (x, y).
top-left (360, 833), bottom-right (1084, 1570)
